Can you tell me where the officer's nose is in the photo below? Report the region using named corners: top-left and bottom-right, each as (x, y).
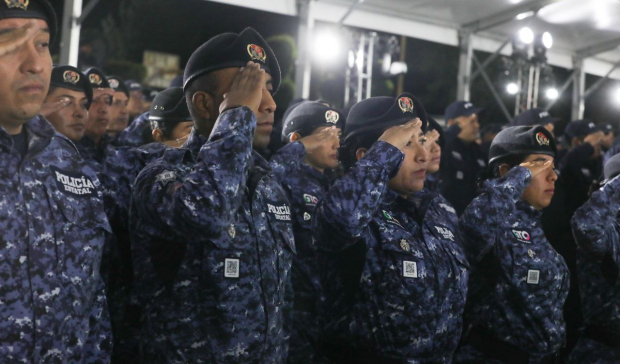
top-left (414, 143), bottom-right (428, 163)
top-left (259, 89), bottom-right (276, 115)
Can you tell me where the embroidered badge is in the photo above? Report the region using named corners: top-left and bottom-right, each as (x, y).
top-left (303, 193), bottom-right (319, 205)
top-left (89, 73), bottom-right (102, 86)
top-left (63, 70), bottom-right (80, 85)
top-left (266, 200), bottom-right (292, 221)
top-left (434, 226), bottom-right (455, 241)
top-left (536, 132), bottom-right (550, 146)
top-left (399, 239), bottom-right (410, 252)
top-left (511, 229), bottom-right (531, 243)
top-left (325, 110), bottom-right (339, 124)
top-left (50, 166), bottom-right (96, 197)
top-left (109, 78), bottom-right (119, 89)
top-left (398, 97), bottom-right (414, 113)
top-left (247, 44), bottom-right (267, 62)
top-left (4, 0), bottom-right (28, 10)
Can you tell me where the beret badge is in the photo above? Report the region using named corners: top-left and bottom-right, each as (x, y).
top-left (89, 73), bottom-right (102, 86)
top-left (247, 44), bottom-right (267, 63)
top-left (325, 110), bottom-right (339, 124)
top-left (536, 132), bottom-right (550, 146)
top-left (4, 0), bottom-right (29, 10)
top-left (398, 97), bottom-right (414, 113)
top-left (63, 70), bottom-right (80, 85)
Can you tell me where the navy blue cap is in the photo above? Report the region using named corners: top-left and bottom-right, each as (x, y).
top-left (0, 0), bottom-right (57, 45)
top-left (125, 80), bottom-right (142, 92)
top-left (427, 116), bottom-right (445, 147)
top-left (149, 87), bottom-right (191, 122)
top-left (142, 88), bottom-right (159, 102)
top-left (480, 123), bottom-right (504, 136)
top-left (603, 123), bottom-right (616, 134)
top-left (84, 67), bottom-right (110, 89)
top-left (344, 93), bottom-right (428, 144)
top-left (604, 153), bottom-right (620, 182)
top-left (564, 119), bottom-right (603, 141)
top-left (108, 76), bottom-right (129, 98)
top-left (183, 27), bottom-right (280, 94)
top-left (489, 125), bottom-right (557, 163)
top-left (281, 101), bottom-right (345, 142)
top-left (50, 65), bottom-right (93, 109)
top-left (444, 101), bottom-right (484, 121)
top-left (169, 74), bottom-right (183, 88)
top-left (512, 108), bottom-right (560, 127)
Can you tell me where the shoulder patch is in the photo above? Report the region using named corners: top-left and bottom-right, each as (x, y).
top-left (511, 229), bottom-right (531, 243)
top-left (50, 166), bottom-right (96, 197)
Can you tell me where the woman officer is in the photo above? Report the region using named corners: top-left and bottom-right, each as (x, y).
top-left (314, 93), bottom-right (469, 363)
top-left (455, 125), bottom-right (569, 363)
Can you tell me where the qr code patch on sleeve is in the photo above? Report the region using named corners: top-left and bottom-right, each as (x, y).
top-left (403, 261), bottom-right (417, 278)
top-left (225, 258), bottom-right (240, 278)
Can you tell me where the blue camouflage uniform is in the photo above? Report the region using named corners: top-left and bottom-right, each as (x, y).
top-left (455, 166), bottom-right (570, 363)
top-left (115, 112), bottom-right (152, 147)
top-left (130, 106), bottom-right (300, 363)
top-left (569, 175), bottom-right (620, 362)
top-left (271, 146), bottom-right (334, 364)
top-left (0, 116), bottom-right (112, 362)
top-left (76, 133), bottom-right (115, 172)
top-left (314, 140), bottom-right (469, 363)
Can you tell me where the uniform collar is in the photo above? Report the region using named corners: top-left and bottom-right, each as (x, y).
top-left (183, 127), bottom-right (209, 158)
top-left (516, 199), bottom-right (542, 218)
top-left (0, 116), bottom-right (55, 156)
top-left (299, 162), bottom-right (331, 187)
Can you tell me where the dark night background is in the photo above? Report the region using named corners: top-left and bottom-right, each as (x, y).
top-left (48, 0), bottom-right (620, 133)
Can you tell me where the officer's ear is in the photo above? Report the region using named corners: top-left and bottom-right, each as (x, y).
top-left (355, 147), bottom-right (367, 161)
top-left (152, 129), bottom-right (164, 143)
top-left (498, 163), bottom-right (511, 177)
top-left (191, 91), bottom-right (215, 122)
top-left (289, 132), bottom-right (301, 143)
top-left (571, 137), bottom-right (581, 148)
top-left (447, 118), bottom-right (456, 126)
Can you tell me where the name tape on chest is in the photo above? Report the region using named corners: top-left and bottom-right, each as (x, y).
top-left (434, 225), bottom-right (455, 241)
top-left (50, 166), bottom-right (96, 197)
top-left (266, 200), bottom-right (292, 221)
top-left (511, 229), bottom-right (531, 243)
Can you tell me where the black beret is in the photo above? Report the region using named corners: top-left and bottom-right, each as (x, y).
top-left (50, 65), bottom-right (93, 109)
top-left (604, 153), bottom-right (620, 182)
top-left (564, 119), bottom-right (603, 140)
top-left (0, 0), bottom-right (57, 45)
top-left (183, 27), bottom-right (281, 94)
top-left (512, 108), bottom-right (560, 127)
top-left (343, 92), bottom-right (428, 145)
top-left (427, 116), bottom-right (445, 148)
top-left (107, 76), bottom-right (130, 98)
top-left (281, 101), bottom-right (344, 142)
top-left (149, 87), bottom-right (191, 122)
top-left (84, 67), bottom-right (110, 89)
top-left (489, 125), bottom-right (557, 164)
top-left (125, 80), bottom-right (142, 92)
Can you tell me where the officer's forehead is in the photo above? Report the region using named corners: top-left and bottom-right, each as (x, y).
top-left (524, 154), bottom-right (554, 162)
top-left (0, 18), bottom-right (49, 34)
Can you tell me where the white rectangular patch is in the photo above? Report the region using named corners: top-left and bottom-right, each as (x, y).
top-left (403, 261), bottom-right (417, 278)
top-left (527, 269), bottom-right (540, 284)
top-left (224, 258), bottom-right (240, 278)
top-left (456, 171), bottom-right (464, 180)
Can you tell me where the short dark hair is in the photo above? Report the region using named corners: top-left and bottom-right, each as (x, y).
top-left (184, 72), bottom-right (220, 122)
top-left (339, 130), bottom-right (383, 171)
top-left (478, 153), bottom-right (528, 186)
top-left (150, 120), bottom-right (184, 140)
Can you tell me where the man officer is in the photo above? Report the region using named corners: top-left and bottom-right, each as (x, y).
top-left (0, 1), bottom-right (111, 361)
top-left (130, 28), bottom-right (312, 363)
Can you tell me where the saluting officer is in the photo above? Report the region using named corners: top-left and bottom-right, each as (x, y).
top-left (0, 1), bottom-right (111, 361)
top-left (315, 93), bottom-right (469, 363)
top-left (569, 153), bottom-right (620, 362)
top-left (456, 125), bottom-right (569, 363)
top-left (130, 28), bottom-right (304, 363)
top-left (272, 100), bottom-right (344, 363)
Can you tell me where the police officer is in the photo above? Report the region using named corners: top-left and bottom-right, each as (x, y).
top-left (43, 65), bottom-right (93, 142)
top-left (424, 116), bottom-right (445, 190)
top-left (0, 1), bottom-right (111, 361)
top-left (440, 100), bottom-right (486, 216)
top-left (272, 100), bottom-right (343, 364)
top-left (101, 87), bottom-right (193, 363)
top-left (77, 67), bottom-right (114, 169)
top-left (315, 94), bottom-right (468, 363)
top-left (125, 79), bottom-right (143, 121)
top-left (107, 75), bottom-right (130, 138)
top-left (130, 28), bottom-right (303, 363)
top-left (569, 153), bottom-right (620, 362)
top-left (455, 125), bottom-right (569, 363)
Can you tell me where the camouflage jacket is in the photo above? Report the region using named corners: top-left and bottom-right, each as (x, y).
top-left (0, 116), bottom-right (112, 363)
top-left (459, 166), bottom-right (570, 357)
top-left (130, 106), bottom-right (301, 363)
top-left (314, 141), bottom-right (469, 362)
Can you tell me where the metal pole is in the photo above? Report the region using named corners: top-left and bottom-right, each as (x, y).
top-left (532, 64), bottom-right (541, 108)
top-left (544, 70), bottom-right (575, 111)
top-left (59, 0), bottom-right (82, 66)
top-left (472, 54), bottom-right (513, 123)
top-left (471, 37), bottom-right (510, 82)
top-left (357, 34), bottom-right (365, 102)
top-left (515, 67), bottom-right (523, 115)
top-left (294, 0), bottom-right (313, 99)
top-left (526, 63), bottom-right (535, 109)
top-left (76, 0), bottom-right (101, 25)
top-left (344, 67), bottom-right (351, 106)
top-left (584, 59), bottom-right (620, 99)
top-left (338, 0), bottom-right (365, 25)
top-left (365, 33), bottom-right (375, 99)
top-left (396, 35), bottom-right (407, 95)
top-left (571, 56), bottom-right (585, 120)
top-left (456, 30), bottom-right (473, 101)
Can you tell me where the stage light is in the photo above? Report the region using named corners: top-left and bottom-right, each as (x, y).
top-left (546, 88), bottom-right (559, 99)
top-left (615, 88), bottom-right (620, 103)
top-left (516, 11), bottom-right (535, 20)
top-left (313, 30), bottom-right (342, 63)
top-left (507, 83), bottom-right (520, 95)
top-left (542, 32), bottom-right (553, 49)
top-left (518, 27), bottom-right (534, 44)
